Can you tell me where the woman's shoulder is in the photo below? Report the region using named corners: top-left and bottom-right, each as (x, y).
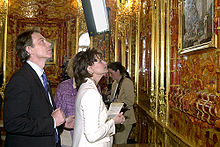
top-left (60, 78), bottom-right (73, 84)
top-left (79, 79), bottom-right (98, 92)
top-left (78, 81), bottom-right (101, 102)
top-left (56, 79), bottom-right (75, 93)
top-left (122, 77), bottom-right (133, 85)
top-left (58, 78), bottom-right (73, 87)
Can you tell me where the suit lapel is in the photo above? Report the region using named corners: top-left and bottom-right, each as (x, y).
top-left (23, 63), bottom-right (54, 110)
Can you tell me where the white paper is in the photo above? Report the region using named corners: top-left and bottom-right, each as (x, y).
top-left (107, 102), bottom-right (124, 119)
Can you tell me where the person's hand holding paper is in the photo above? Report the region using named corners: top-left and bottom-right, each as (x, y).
top-left (113, 112), bottom-right (125, 124)
top-left (108, 102), bottom-right (127, 118)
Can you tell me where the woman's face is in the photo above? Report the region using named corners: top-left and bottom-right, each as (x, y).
top-left (108, 68), bottom-right (121, 81)
top-left (88, 55), bottom-right (107, 77)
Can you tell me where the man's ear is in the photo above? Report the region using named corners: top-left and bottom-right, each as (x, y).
top-left (26, 46), bottom-right (32, 55)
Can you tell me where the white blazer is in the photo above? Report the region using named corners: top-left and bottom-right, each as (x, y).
top-left (72, 78), bottom-right (115, 147)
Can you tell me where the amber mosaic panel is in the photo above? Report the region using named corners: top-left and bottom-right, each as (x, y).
top-left (169, 108), bottom-right (220, 147)
top-left (169, 0), bottom-right (220, 146)
top-left (170, 0), bottom-right (180, 91)
top-left (180, 52), bottom-right (217, 93)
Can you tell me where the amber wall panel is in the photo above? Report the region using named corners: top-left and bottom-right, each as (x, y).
top-left (170, 0), bottom-right (179, 91)
top-left (168, 0), bottom-right (220, 146)
top-left (169, 108), bottom-right (220, 146)
top-left (180, 52), bottom-right (217, 92)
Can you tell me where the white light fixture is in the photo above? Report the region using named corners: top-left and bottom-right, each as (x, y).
top-left (90, 0), bottom-right (109, 33)
top-left (82, 0), bottom-right (109, 36)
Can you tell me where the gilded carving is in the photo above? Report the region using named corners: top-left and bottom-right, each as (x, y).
top-left (9, 0), bottom-right (77, 19)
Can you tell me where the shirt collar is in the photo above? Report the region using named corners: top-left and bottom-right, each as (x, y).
top-left (26, 60), bottom-right (44, 77)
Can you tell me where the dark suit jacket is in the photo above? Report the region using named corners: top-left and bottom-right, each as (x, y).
top-left (3, 63), bottom-right (61, 147)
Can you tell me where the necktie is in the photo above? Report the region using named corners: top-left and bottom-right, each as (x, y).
top-left (41, 72), bottom-right (59, 143)
top-left (41, 72), bottom-right (48, 93)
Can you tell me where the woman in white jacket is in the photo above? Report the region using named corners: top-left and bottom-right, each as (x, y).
top-left (72, 49), bottom-right (125, 147)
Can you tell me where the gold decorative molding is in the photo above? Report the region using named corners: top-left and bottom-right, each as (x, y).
top-left (90, 36), bottom-right (93, 49)
top-left (78, 1), bottom-right (88, 42)
top-left (121, 36), bottom-right (126, 67)
top-left (178, 0), bottom-right (217, 54)
top-left (114, 0), bottom-right (140, 63)
top-left (46, 40), bottom-right (57, 65)
top-left (154, 0), bottom-right (160, 120)
top-left (165, 0), bottom-right (171, 126)
top-left (1, 0), bottom-right (8, 90)
top-left (150, 0), bottom-right (156, 113)
top-left (128, 18), bottom-right (132, 76)
top-left (75, 0), bottom-right (79, 54)
top-left (159, 0), bottom-right (166, 122)
top-left (134, 1), bottom-right (141, 104)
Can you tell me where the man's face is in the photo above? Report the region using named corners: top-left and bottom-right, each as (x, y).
top-left (29, 32), bottom-right (52, 61)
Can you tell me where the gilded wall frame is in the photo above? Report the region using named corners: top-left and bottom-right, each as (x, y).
top-left (178, 0), bottom-right (217, 54)
top-left (46, 40), bottom-right (57, 65)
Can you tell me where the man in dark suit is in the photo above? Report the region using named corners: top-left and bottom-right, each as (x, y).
top-left (3, 29), bottom-right (67, 147)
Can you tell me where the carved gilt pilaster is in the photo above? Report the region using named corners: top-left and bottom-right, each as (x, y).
top-left (0, 0), bottom-right (8, 97)
top-left (150, 0), bottom-right (156, 113)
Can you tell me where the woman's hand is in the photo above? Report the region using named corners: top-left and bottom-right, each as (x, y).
top-left (64, 115), bottom-right (75, 129)
top-left (113, 112), bottom-right (125, 124)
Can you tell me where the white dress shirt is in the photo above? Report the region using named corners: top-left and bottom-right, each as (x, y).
top-left (26, 60), bottom-right (56, 128)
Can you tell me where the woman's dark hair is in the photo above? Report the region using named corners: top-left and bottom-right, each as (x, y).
top-left (15, 28), bottom-right (41, 63)
top-left (107, 62), bottom-right (130, 79)
top-left (72, 48), bottom-right (102, 89)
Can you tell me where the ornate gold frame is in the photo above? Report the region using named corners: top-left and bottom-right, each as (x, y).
top-left (178, 0), bottom-right (217, 54)
top-left (0, 16), bottom-right (7, 97)
top-left (0, 0), bottom-right (8, 96)
top-left (46, 40), bottom-right (57, 65)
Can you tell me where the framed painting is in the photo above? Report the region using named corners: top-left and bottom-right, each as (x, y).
top-left (46, 40), bottom-right (57, 65)
top-left (178, 0), bottom-right (217, 54)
